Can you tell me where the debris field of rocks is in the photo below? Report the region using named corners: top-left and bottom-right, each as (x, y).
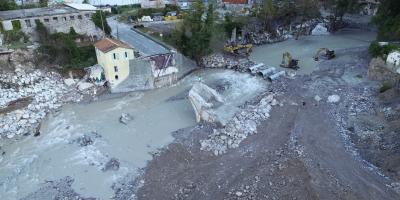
top-left (0, 66), bottom-right (99, 139)
top-left (200, 93), bottom-right (279, 155)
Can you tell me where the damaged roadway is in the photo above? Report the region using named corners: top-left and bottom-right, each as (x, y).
top-left (113, 47), bottom-right (400, 200)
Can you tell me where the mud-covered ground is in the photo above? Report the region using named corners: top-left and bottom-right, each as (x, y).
top-left (111, 47), bottom-right (400, 200)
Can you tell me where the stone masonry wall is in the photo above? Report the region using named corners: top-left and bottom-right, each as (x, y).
top-left (18, 11), bottom-right (104, 41)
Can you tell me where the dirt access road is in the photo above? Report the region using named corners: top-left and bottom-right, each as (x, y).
top-left (113, 47), bottom-right (400, 200)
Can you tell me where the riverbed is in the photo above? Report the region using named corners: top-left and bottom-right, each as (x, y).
top-left (0, 69), bottom-right (267, 199)
top-left (250, 28), bottom-right (376, 75)
top-left (0, 27), bottom-right (378, 199)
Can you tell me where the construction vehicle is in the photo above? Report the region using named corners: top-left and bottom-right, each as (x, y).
top-left (164, 11), bottom-right (178, 21)
top-left (313, 48), bottom-right (335, 61)
top-left (280, 52), bottom-right (299, 70)
top-left (224, 43), bottom-right (253, 57)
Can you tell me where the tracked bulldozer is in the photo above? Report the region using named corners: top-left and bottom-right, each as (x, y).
top-left (280, 52), bottom-right (299, 70)
top-left (224, 27), bottom-right (253, 57)
top-left (224, 43), bottom-right (253, 57)
top-left (313, 48), bottom-right (335, 61)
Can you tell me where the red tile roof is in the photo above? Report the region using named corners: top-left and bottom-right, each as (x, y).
top-left (94, 38), bottom-right (132, 53)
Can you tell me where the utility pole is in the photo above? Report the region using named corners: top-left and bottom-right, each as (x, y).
top-left (117, 25), bottom-right (119, 39)
top-left (100, 10), bottom-right (105, 36)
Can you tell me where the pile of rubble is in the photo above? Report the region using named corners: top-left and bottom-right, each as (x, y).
top-left (202, 54), bottom-right (287, 81)
top-left (200, 93), bottom-right (278, 155)
top-left (201, 53), bottom-right (255, 72)
top-left (245, 19), bottom-right (325, 45)
top-left (0, 67), bottom-right (98, 139)
top-left (247, 30), bottom-right (291, 45)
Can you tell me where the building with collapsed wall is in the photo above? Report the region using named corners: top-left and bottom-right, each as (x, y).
top-left (0, 3), bottom-right (104, 41)
top-left (94, 37), bottom-right (179, 92)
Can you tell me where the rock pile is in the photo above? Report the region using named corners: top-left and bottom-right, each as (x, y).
top-left (200, 93), bottom-right (278, 155)
top-left (202, 53), bottom-right (255, 72)
top-left (0, 67), bottom-right (96, 139)
top-left (311, 23), bottom-right (329, 36)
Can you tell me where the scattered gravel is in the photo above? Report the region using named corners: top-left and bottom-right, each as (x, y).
top-left (200, 93), bottom-right (278, 155)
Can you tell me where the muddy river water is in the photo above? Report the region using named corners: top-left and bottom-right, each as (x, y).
top-left (0, 28), bottom-right (376, 199)
top-left (0, 69), bottom-right (268, 199)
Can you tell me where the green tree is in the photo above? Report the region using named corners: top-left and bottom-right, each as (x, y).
top-left (223, 14), bottom-right (248, 39)
top-left (82, 0), bottom-right (90, 4)
top-left (294, 0), bottom-right (320, 39)
top-left (35, 20), bottom-right (96, 68)
top-left (260, 0), bottom-right (276, 32)
top-left (0, 0), bottom-right (17, 11)
top-left (322, 0), bottom-right (360, 31)
top-left (172, 0), bottom-right (215, 64)
top-left (39, 0), bottom-right (48, 7)
top-left (372, 0), bottom-right (400, 41)
top-left (92, 11), bottom-right (112, 35)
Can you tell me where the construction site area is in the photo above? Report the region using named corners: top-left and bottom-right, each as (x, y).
top-left (0, 0), bottom-right (399, 199)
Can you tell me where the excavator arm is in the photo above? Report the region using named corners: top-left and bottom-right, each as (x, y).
top-left (280, 52), bottom-right (299, 70)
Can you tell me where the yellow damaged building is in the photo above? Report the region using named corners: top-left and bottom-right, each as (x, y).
top-left (94, 38), bottom-right (135, 87)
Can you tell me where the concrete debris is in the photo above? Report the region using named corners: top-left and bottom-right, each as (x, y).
top-left (200, 94), bottom-right (277, 155)
top-left (119, 113), bottom-right (133, 125)
top-left (102, 158), bottom-right (120, 172)
top-left (314, 95), bottom-right (322, 102)
top-left (77, 82), bottom-right (94, 91)
top-left (64, 78), bottom-right (76, 87)
top-left (188, 83), bottom-right (224, 124)
top-left (201, 53), bottom-right (255, 72)
top-left (311, 23), bottom-right (329, 36)
top-left (327, 94), bottom-right (341, 103)
top-left (0, 67), bottom-right (98, 139)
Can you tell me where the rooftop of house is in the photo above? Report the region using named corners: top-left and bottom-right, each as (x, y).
top-left (94, 38), bottom-right (133, 53)
top-left (0, 4), bottom-right (96, 20)
top-left (148, 53), bottom-right (174, 69)
top-left (64, 3), bottom-right (98, 11)
top-left (0, 6), bottom-right (76, 20)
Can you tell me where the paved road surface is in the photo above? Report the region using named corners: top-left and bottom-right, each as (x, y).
top-left (107, 17), bottom-right (169, 55)
top-left (107, 17), bottom-right (197, 78)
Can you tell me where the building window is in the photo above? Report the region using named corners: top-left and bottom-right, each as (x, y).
top-left (114, 66), bottom-right (118, 72)
top-left (63, 16), bottom-right (67, 21)
top-left (115, 75), bottom-right (119, 80)
top-left (53, 17), bottom-right (58, 21)
top-left (44, 18), bottom-right (49, 22)
top-left (78, 15), bottom-right (82, 20)
top-left (70, 16), bottom-right (75, 20)
top-left (113, 53), bottom-right (118, 60)
top-left (85, 14), bottom-right (90, 18)
top-left (25, 19), bottom-right (31, 27)
top-left (125, 52), bottom-right (128, 58)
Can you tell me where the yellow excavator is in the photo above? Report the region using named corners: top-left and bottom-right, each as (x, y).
top-left (280, 52), bottom-right (299, 70)
top-left (224, 43), bottom-right (253, 57)
top-left (313, 48), bottom-right (335, 61)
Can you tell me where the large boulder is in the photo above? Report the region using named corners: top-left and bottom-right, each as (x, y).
top-left (311, 23), bottom-right (329, 36)
top-left (188, 83), bottom-right (224, 124)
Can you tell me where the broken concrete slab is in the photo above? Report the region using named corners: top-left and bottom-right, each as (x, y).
top-left (119, 113), bottom-right (133, 125)
top-left (77, 82), bottom-right (94, 91)
top-left (64, 78), bottom-right (75, 87)
top-left (188, 82), bottom-right (224, 125)
top-left (311, 23), bottom-right (329, 36)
